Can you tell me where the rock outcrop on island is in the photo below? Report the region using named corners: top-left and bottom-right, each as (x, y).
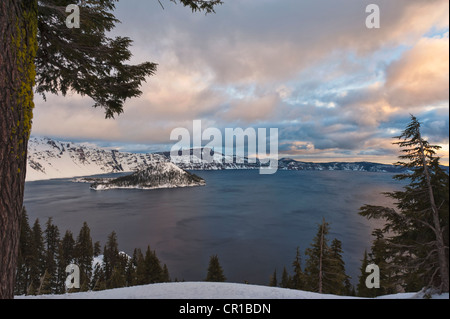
top-left (89, 162), bottom-right (206, 191)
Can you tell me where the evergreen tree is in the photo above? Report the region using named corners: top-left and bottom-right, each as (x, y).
top-left (205, 255), bottom-right (226, 282)
top-left (357, 250), bottom-right (372, 297)
top-left (37, 269), bottom-right (52, 296)
top-left (57, 230), bottom-right (75, 293)
top-left (91, 263), bottom-right (106, 292)
top-left (94, 241), bottom-right (102, 257)
top-left (109, 266), bottom-right (127, 289)
top-left (291, 247), bottom-right (304, 290)
top-left (269, 269), bottom-right (278, 287)
top-left (144, 246), bottom-right (163, 284)
top-left (367, 230), bottom-right (397, 296)
top-left (134, 248), bottom-right (147, 286)
top-left (114, 252), bottom-right (130, 288)
top-left (327, 239), bottom-right (351, 296)
top-left (359, 115), bottom-right (449, 292)
top-left (125, 248), bottom-right (141, 286)
top-left (43, 218), bottom-right (60, 294)
top-left (75, 222), bottom-right (94, 289)
top-left (59, 231), bottom-right (75, 265)
top-left (15, 208), bottom-right (33, 296)
top-left (29, 219), bottom-right (46, 294)
top-left (280, 267), bottom-right (292, 289)
top-left (26, 282), bottom-right (36, 297)
top-left (304, 219), bottom-right (350, 295)
top-left (304, 218), bottom-right (332, 293)
top-left (162, 264), bottom-right (171, 283)
top-left (103, 231), bottom-right (120, 286)
top-left (125, 258), bottom-right (136, 287)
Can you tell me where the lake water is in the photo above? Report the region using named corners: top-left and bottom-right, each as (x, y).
top-left (24, 170), bottom-right (405, 286)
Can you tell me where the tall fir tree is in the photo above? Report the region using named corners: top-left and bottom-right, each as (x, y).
top-left (125, 257), bottom-right (136, 287)
top-left (15, 208), bottom-right (33, 296)
top-left (144, 246), bottom-right (163, 284)
top-left (162, 264), bottom-right (171, 283)
top-left (327, 239), bottom-right (351, 296)
top-left (57, 230), bottom-right (75, 293)
top-left (280, 267), bottom-right (292, 289)
top-left (304, 218), bottom-right (332, 293)
top-left (29, 219), bottom-right (45, 295)
top-left (109, 266), bottom-right (127, 289)
top-left (205, 255), bottom-right (226, 282)
top-left (103, 231), bottom-right (120, 286)
top-left (126, 248), bottom-right (140, 286)
top-left (291, 247), bottom-right (304, 290)
top-left (360, 115), bottom-right (449, 293)
top-left (269, 269), bottom-right (278, 287)
top-left (43, 218), bottom-right (60, 294)
top-left (357, 250), bottom-right (374, 297)
top-left (37, 269), bottom-right (52, 296)
top-left (75, 222), bottom-right (94, 289)
top-left (91, 263), bottom-right (107, 292)
top-left (133, 248), bottom-right (147, 286)
top-left (367, 230), bottom-right (397, 296)
top-left (15, 209), bottom-right (30, 295)
top-left (114, 252), bottom-right (130, 288)
top-left (94, 241), bottom-right (102, 257)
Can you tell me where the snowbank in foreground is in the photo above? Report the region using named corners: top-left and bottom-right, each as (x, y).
top-left (16, 282), bottom-right (449, 299)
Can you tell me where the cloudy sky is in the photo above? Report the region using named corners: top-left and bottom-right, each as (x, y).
top-left (31, 0), bottom-right (449, 164)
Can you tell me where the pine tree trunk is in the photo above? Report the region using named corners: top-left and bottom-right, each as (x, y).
top-left (0, 0), bottom-right (37, 299)
top-left (418, 132), bottom-right (449, 292)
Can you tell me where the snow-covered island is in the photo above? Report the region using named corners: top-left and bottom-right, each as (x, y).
top-left (87, 162), bottom-right (206, 191)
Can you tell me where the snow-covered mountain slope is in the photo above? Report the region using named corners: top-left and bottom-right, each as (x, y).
top-left (27, 137), bottom-right (447, 182)
top-left (16, 282), bottom-right (448, 299)
top-left (26, 137), bottom-right (167, 181)
top-left (89, 162), bottom-right (206, 190)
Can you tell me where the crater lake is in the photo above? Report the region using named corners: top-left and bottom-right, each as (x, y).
top-left (24, 170), bottom-right (405, 286)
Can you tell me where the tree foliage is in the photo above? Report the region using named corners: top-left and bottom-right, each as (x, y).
top-left (303, 219), bottom-right (351, 295)
top-left (166, 0), bottom-right (222, 13)
top-left (75, 221), bottom-right (94, 288)
top-left (205, 255), bottom-right (226, 282)
top-left (291, 247), bottom-right (304, 290)
top-left (359, 115), bottom-right (449, 293)
top-left (14, 218), bottom-right (172, 295)
top-left (36, 0), bottom-right (155, 118)
top-left (35, 0), bottom-right (222, 118)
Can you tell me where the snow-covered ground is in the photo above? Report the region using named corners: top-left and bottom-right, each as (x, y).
top-left (16, 282), bottom-right (449, 299)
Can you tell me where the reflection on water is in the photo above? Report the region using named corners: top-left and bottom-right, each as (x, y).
top-left (24, 170), bottom-right (404, 285)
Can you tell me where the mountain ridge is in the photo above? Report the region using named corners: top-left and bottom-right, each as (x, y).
top-left (26, 137), bottom-right (447, 181)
